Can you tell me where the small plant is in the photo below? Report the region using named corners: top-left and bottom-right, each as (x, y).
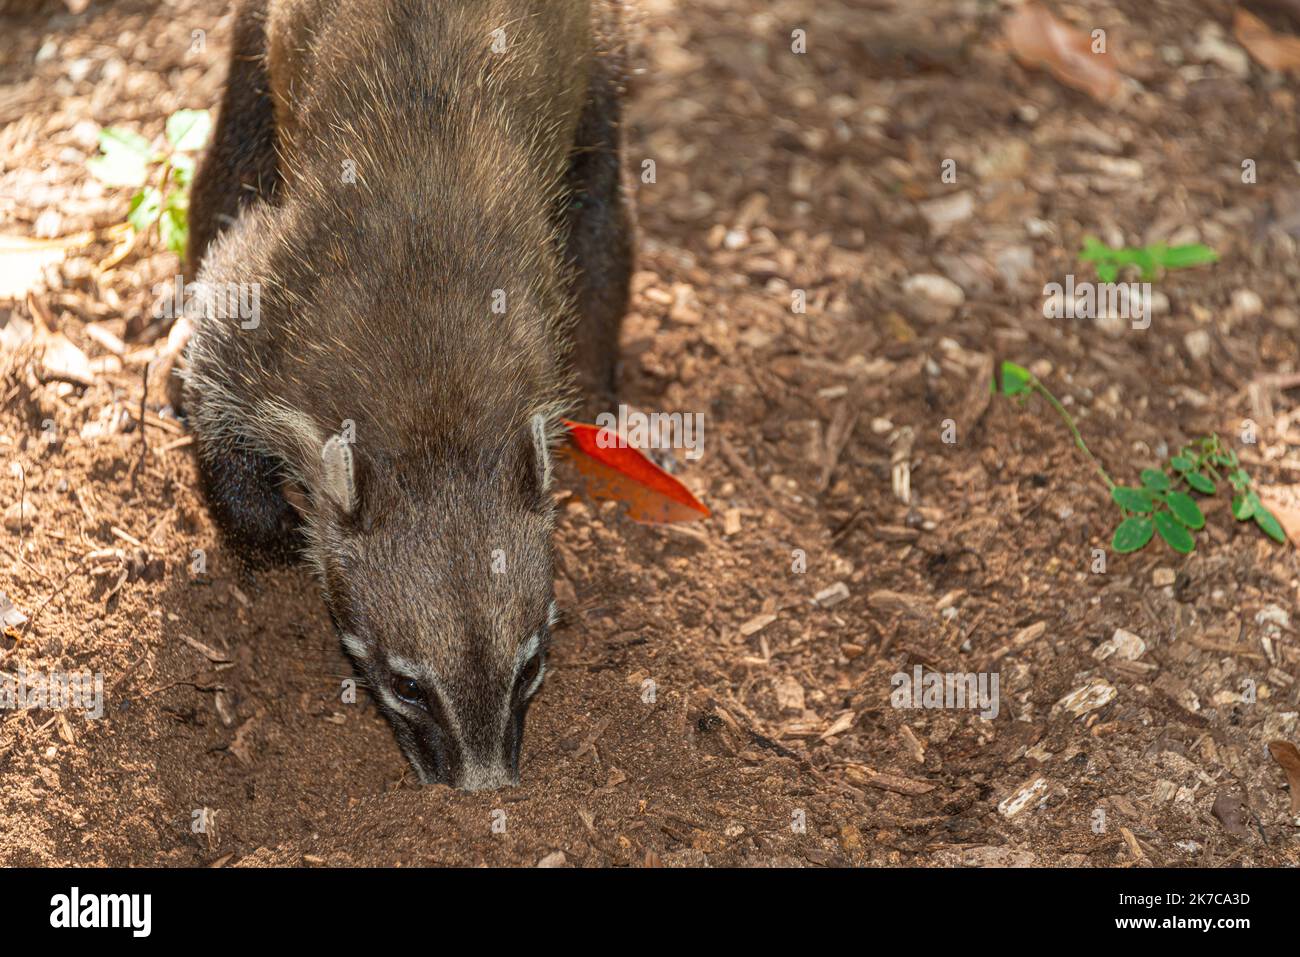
top-left (998, 361), bottom-right (1285, 555)
top-left (1078, 235), bottom-right (1218, 283)
top-left (87, 109), bottom-right (211, 256)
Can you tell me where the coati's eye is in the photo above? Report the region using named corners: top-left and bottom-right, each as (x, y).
top-left (392, 676), bottom-right (423, 705)
top-left (517, 654), bottom-right (544, 697)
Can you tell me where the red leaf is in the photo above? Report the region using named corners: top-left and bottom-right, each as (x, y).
top-left (561, 419), bottom-right (710, 524)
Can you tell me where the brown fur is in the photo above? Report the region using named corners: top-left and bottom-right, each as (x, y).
top-left (182, 0), bottom-right (631, 788)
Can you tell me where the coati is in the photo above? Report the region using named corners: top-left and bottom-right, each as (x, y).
top-left (181, 0), bottom-right (631, 790)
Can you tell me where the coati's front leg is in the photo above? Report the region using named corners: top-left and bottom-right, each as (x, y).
top-left (193, 436), bottom-right (305, 568)
top-left (185, 0), bottom-right (300, 567)
top-left (562, 36), bottom-right (633, 413)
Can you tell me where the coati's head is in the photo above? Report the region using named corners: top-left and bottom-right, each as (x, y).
top-left (308, 415), bottom-right (558, 790)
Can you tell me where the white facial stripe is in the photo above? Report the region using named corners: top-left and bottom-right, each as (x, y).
top-left (341, 633), bottom-right (369, 660)
top-left (515, 630), bottom-right (548, 699)
top-left (384, 652), bottom-right (469, 744)
top-left (521, 658), bottom-right (547, 699)
top-left (373, 684), bottom-right (406, 715)
top-left (374, 632), bottom-right (548, 777)
top-left (386, 652), bottom-right (423, 680)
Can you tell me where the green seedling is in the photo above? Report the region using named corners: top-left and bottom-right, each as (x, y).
top-left (998, 361), bottom-right (1286, 555)
top-left (87, 109), bottom-right (211, 256)
top-left (1079, 235), bottom-right (1218, 284)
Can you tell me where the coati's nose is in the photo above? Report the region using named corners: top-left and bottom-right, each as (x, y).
top-left (456, 761), bottom-right (518, 792)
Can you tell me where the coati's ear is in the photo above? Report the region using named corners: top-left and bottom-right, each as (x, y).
top-left (320, 433), bottom-right (357, 515)
top-left (530, 413), bottom-right (553, 493)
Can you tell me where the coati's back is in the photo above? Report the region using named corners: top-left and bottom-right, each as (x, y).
top-left (190, 0), bottom-right (594, 470)
top-left (182, 0), bottom-right (631, 790)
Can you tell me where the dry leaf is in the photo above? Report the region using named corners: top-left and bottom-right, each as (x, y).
top-left (562, 420), bottom-right (709, 523)
top-left (1234, 8), bottom-right (1300, 73)
top-left (1267, 740), bottom-right (1300, 814)
top-left (1212, 788), bottom-right (1250, 836)
top-left (1005, 2), bottom-right (1124, 103)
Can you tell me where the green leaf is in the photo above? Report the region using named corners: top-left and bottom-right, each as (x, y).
top-left (1097, 262), bottom-right (1119, 284)
top-left (1185, 471), bottom-right (1216, 494)
top-left (1159, 243), bottom-right (1218, 270)
top-left (86, 126), bottom-right (153, 187)
top-left (97, 126), bottom-right (152, 158)
top-left (1112, 517), bottom-right (1154, 553)
top-left (1078, 236), bottom-right (1107, 262)
top-left (1231, 495), bottom-right (1255, 521)
top-left (1165, 491), bottom-right (1205, 529)
top-left (165, 109), bottom-right (212, 152)
top-left (999, 361), bottom-right (1032, 396)
top-left (159, 204), bottom-right (188, 255)
top-left (169, 152), bottom-right (195, 187)
top-left (1254, 506), bottom-right (1287, 544)
top-left (1154, 511), bottom-right (1195, 554)
top-left (126, 187), bottom-right (162, 232)
top-left (1169, 456), bottom-right (1195, 473)
top-left (1130, 248), bottom-right (1157, 281)
top-left (1111, 486), bottom-right (1154, 513)
top-left (1140, 469), bottom-right (1171, 491)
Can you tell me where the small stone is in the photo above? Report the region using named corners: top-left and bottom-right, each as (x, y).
top-left (66, 58), bottom-right (93, 83)
top-left (722, 508), bottom-right (742, 536)
top-left (902, 273), bottom-right (964, 323)
top-left (1152, 567), bottom-right (1176, 587)
top-left (1183, 329), bottom-right (1211, 361)
top-left (4, 500), bottom-right (38, 532)
top-left (1194, 23), bottom-right (1251, 78)
top-left (1093, 628), bottom-right (1146, 662)
top-left (917, 191), bottom-right (974, 237)
top-left (536, 851), bottom-right (568, 868)
top-left (1271, 307), bottom-right (1299, 330)
top-left (1229, 289), bottom-right (1263, 321)
top-left (995, 245), bottom-right (1035, 289)
top-left (1256, 604), bottom-right (1291, 631)
top-left (814, 582), bottom-right (850, 607)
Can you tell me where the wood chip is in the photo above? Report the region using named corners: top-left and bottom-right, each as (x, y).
top-left (739, 613), bottom-right (777, 637)
top-left (840, 763), bottom-right (936, 795)
top-left (180, 633), bottom-right (231, 664)
top-left (818, 709), bottom-right (857, 740)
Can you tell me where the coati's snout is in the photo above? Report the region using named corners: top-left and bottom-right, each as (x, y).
top-left (313, 418), bottom-right (559, 791)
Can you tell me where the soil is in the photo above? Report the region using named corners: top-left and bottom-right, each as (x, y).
top-left (2, 0), bottom-right (1300, 867)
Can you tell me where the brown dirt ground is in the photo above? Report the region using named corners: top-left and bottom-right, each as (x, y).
top-left (3, 0), bottom-right (1300, 867)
